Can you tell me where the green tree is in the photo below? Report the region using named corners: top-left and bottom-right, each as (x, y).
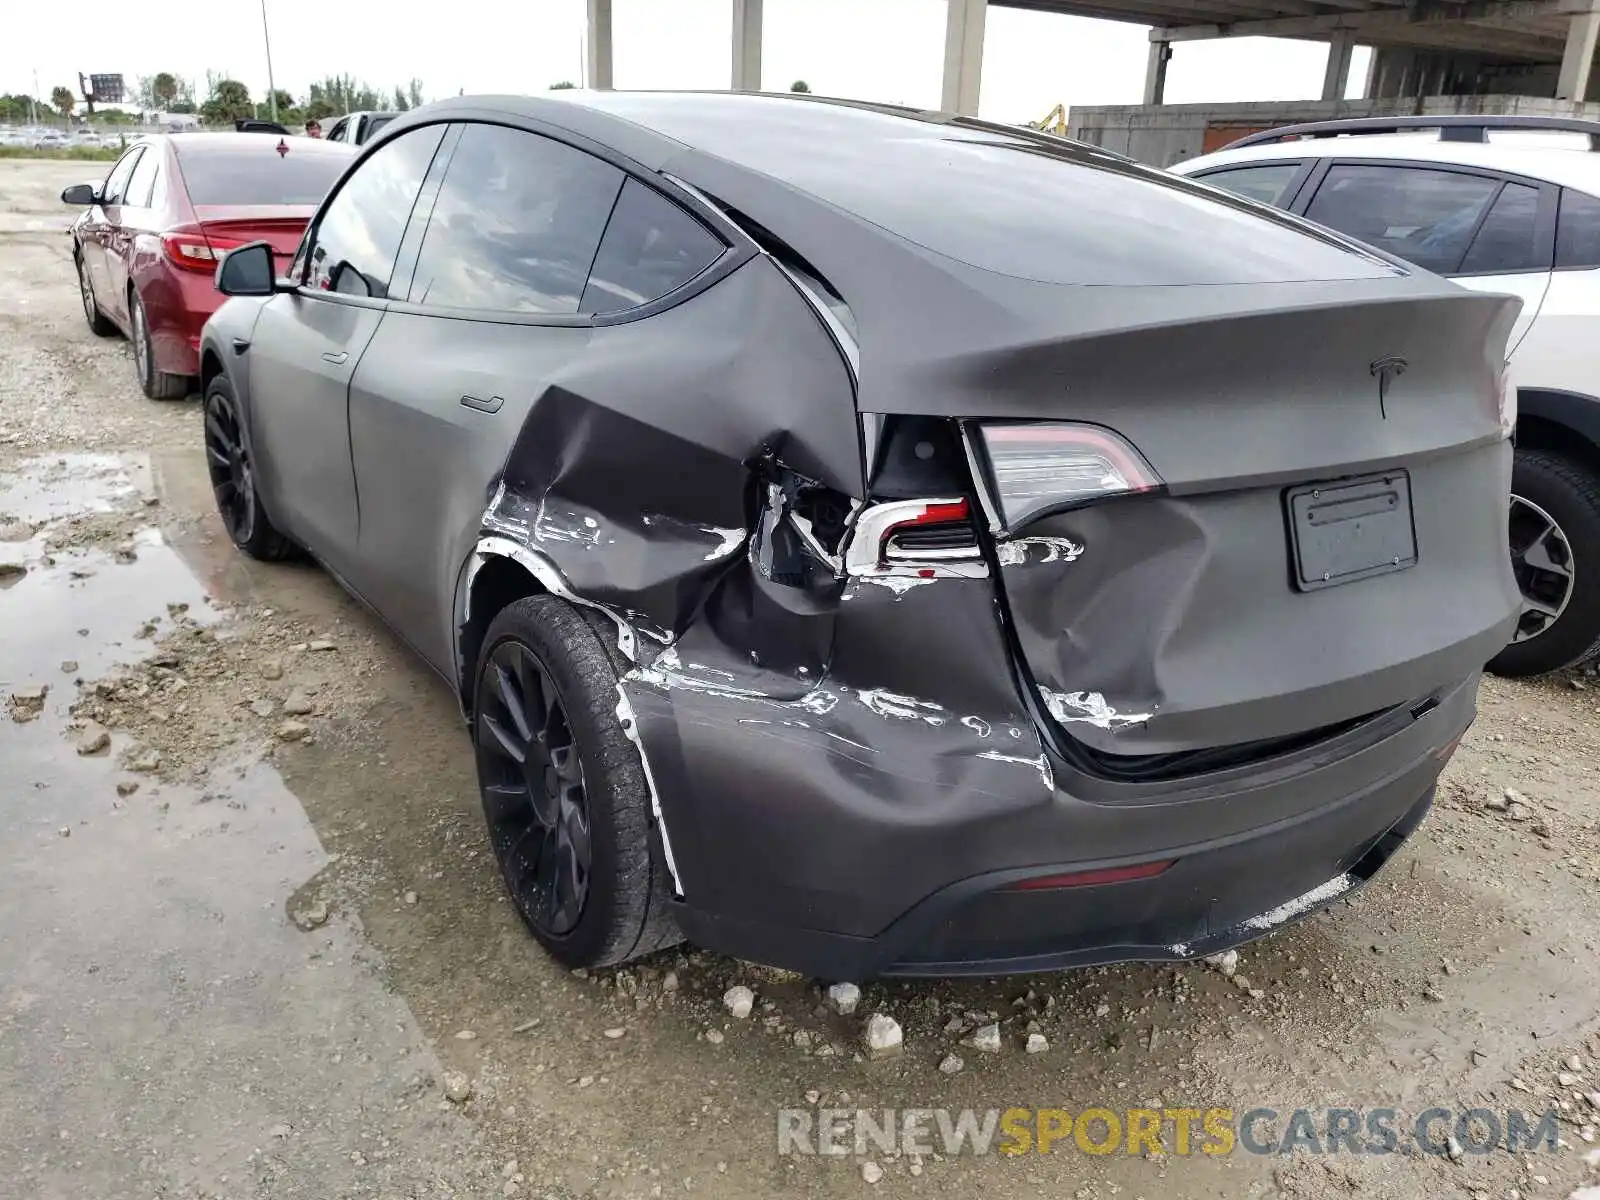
top-left (790, 79), bottom-right (810, 92)
top-left (153, 72), bottom-right (179, 109)
top-left (51, 86), bottom-right (75, 117)
top-left (200, 78), bottom-right (254, 125)
top-left (549, 81), bottom-right (577, 90)
top-left (406, 78), bottom-right (425, 108)
top-left (392, 86), bottom-right (409, 112)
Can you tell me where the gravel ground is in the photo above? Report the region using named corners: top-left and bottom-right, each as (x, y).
top-left (4, 156), bottom-right (1600, 1200)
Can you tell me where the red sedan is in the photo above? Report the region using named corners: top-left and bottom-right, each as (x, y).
top-left (62, 132), bottom-right (354, 399)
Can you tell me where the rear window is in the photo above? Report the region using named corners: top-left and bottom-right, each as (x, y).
top-left (175, 145), bottom-right (349, 206)
top-left (1194, 162), bottom-right (1304, 207)
top-left (569, 94), bottom-right (1397, 286)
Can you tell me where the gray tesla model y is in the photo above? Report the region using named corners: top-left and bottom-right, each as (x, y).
top-left (199, 91), bottom-right (1520, 977)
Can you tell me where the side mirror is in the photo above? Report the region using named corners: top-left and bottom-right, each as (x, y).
top-left (61, 182), bottom-right (99, 206)
top-left (215, 241), bottom-right (278, 297)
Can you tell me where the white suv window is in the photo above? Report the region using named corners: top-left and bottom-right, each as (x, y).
top-left (1556, 189), bottom-right (1600, 269)
top-left (1304, 164), bottom-right (1500, 275)
top-left (1196, 162), bottom-right (1303, 206)
top-left (1459, 182), bottom-right (1542, 276)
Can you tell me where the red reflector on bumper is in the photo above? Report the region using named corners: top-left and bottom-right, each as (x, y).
top-left (1004, 859), bottom-right (1176, 891)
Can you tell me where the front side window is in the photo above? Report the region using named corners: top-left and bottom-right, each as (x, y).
top-left (1458, 182), bottom-right (1543, 275)
top-left (1194, 162), bottom-right (1303, 208)
top-left (305, 125), bottom-right (444, 298)
top-left (580, 179), bottom-right (724, 314)
top-left (124, 147), bottom-right (161, 208)
top-left (1304, 164), bottom-right (1500, 274)
top-left (101, 147), bottom-right (143, 205)
top-left (1556, 188), bottom-right (1600, 269)
top-left (409, 123), bottom-right (623, 313)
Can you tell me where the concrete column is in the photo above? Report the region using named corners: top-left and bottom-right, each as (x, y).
top-left (586, 0), bottom-right (613, 91)
top-left (1321, 34), bottom-right (1354, 101)
top-left (1558, 9), bottom-right (1600, 100)
top-left (1143, 40), bottom-right (1171, 106)
top-left (732, 0), bottom-right (763, 91)
top-left (1361, 46), bottom-right (1382, 98)
top-left (941, 0), bottom-right (987, 116)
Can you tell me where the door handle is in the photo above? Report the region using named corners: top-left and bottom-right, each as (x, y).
top-left (321, 351), bottom-right (348, 365)
top-left (460, 394), bottom-right (504, 413)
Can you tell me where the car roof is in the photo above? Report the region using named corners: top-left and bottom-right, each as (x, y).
top-left (159, 131), bottom-right (356, 158)
top-left (1173, 129), bottom-right (1600, 194)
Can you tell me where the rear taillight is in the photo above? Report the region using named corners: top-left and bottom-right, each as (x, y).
top-left (843, 497), bottom-right (986, 580)
top-left (162, 225), bottom-right (247, 272)
top-left (971, 422), bottom-right (1163, 531)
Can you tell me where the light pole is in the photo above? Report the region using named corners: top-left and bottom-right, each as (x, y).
top-left (30, 68), bottom-right (38, 125)
top-left (260, 0), bottom-right (278, 122)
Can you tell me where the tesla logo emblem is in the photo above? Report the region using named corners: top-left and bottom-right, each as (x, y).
top-left (1370, 356), bottom-right (1408, 419)
top-left (275, 138), bottom-right (289, 157)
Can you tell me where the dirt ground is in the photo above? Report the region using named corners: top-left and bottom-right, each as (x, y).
top-left (4, 157), bottom-right (1600, 1200)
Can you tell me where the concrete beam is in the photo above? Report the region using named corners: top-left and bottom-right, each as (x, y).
top-left (1155, 0), bottom-right (1582, 42)
top-left (1558, 8), bottom-right (1600, 95)
top-left (586, 0), bottom-right (613, 90)
top-left (1321, 34), bottom-right (1354, 99)
top-left (1144, 39), bottom-right (1172, 104)
top-left (942, 0), bottom-right (987, 115)
top-left (732, 0), bottom-right (763, 91)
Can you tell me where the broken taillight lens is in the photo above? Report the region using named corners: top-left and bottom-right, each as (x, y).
top-left (976, 422), bottom-right (1163, 530)
top-left (843, 497), bottom-right (985, 577)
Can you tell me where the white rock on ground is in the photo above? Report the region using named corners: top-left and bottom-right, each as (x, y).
top-left (1203, 949), bottom-right (1239, 976)
top-left (442, 1071), bottom-right (473, 1103)
top-left (864, 1013), bottom-right (902, 1057)
top-left (723, 986), bottom-right (755, 1019)
top-left (1026, 1032), bottom-right (1050, 1054)
top-left (964, 1023), bottom-right (1002, 1053)
top-left (861, 1160), bottom-right (883, 1184)
top-left (826, 982), bottom-right (861, 1015)
top-left (938, 1053), bottom-right (964, 1075)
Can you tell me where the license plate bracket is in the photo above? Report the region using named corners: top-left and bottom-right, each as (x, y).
top-left (1286, 471), bottom-right (1417, 592)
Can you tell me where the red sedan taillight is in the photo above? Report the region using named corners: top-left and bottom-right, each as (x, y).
top-left (162, 224), bottom-right (247, 272)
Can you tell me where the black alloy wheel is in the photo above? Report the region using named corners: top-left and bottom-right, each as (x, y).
top-left (205, 387), bottom-right (255, 547)
top-left (202, 377), bottom-right (296, 562)
top-left (477, 638), bottom-right (593, 936)
top-left (471, 595), bottom-right (679, 968)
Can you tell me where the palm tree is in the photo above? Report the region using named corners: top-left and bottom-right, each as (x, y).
top-left (51, 86), bottom-right (75, 117)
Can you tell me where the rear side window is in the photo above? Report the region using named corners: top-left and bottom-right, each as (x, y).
top-left (305, 126), bottom-right (443, 297)
top-left (124, 148), bottom-right (160, 208)
top-left (580, 179), bottom-right (723, 314)
top-left (1556, 188), bottom-right (1600, 268)
top-left (367, 115), bottom-right (395, 141)
top-left (409, 123), bottom-right (623, 313)
top-left (1304, 164), bottom-right (1499, 275)
top-left (1459, 182), bottom-right (1543, 275)
top-left (177, 145), bottom-right (351, 206)
top-left (1194, 162), bottom-right (1302, 207)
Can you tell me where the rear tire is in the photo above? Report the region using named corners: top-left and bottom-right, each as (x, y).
top-left (1487, 448), bottom-right (1600, 677)
top-left (131, 291), bottom-right (189, 400)
top-left (77, 252), bottom-right (115, 337)
top-left (473, 595), bottom-right (680, 969)
top-left (203, 376), bottom-right (297, 562)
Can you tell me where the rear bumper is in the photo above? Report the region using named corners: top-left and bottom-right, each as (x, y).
top-left (662, 673), bottom-right (1472, 980)
top-left (140, 264), bottom-right (220, 378)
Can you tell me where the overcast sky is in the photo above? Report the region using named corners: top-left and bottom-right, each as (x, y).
top-left (1, 0), bottom-right (1366, 121)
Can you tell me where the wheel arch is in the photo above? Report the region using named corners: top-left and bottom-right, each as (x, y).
top-left (1517, 389), bottom-right (1600, 476)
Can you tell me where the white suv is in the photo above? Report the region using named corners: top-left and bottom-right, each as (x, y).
top-left (1174, 115), bottom-right (1600, 677)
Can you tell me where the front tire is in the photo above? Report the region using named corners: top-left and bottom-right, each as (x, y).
top-left (77, 252), bottom-right (115, 337)
top-left (203, 376), bottom-right (297, 562)
top-left (473, 595), bottom-right (679, 969)
top-left (1488, 448), bottom-right (1600, 677)
top-left (131, 291), bottom-right (189, 400)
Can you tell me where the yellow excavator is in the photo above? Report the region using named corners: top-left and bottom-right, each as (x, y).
top-left (1032, 104), bottom-right (1068, 136)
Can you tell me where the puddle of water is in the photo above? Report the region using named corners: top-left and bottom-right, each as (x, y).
top-left (0, 528), bottom-right (220, 701)
top-left (0, 452), bottom-right (151, 525)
